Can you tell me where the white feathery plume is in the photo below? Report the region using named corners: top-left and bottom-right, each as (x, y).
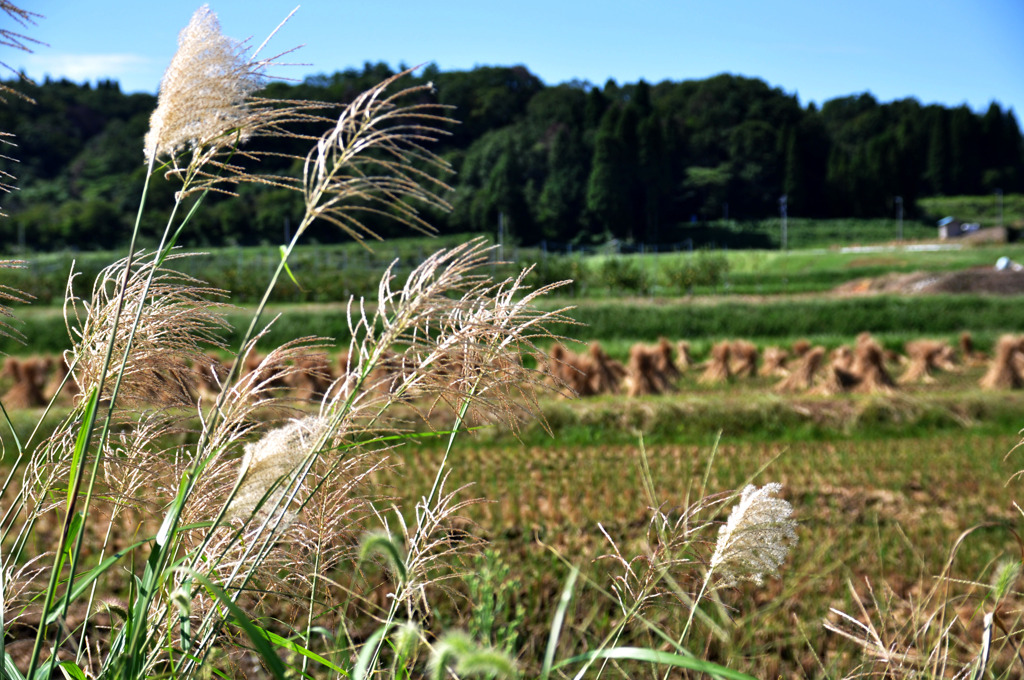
top-left (226, 415), bottom-right (329, 522)
top-left (145, 5), bottom-right (264, 163)
top-left (709, 482), bottom-right (797, 587)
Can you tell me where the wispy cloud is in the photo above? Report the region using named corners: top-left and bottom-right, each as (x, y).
top-left (16, 52), bottom-right (154, 88)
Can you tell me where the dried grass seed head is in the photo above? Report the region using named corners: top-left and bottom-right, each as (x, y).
top-left (67, 252), bottom-right (230, 407)
top-left (226, 415), bottom-right (328, 522)
top-left (710, 482), bottom-right (797, 587)
top-left (145, 5), bottom-right (263, 161)
top-left (0, 1), bottom-right (42, 102)
top-left (325, 238), bottom-right (571, 431)
top-left (301, 69), bottom-right (455, 243)
top-left (144, 4), bottom-right (326, 191)
top-left (0, 259), bottom-right (29, 344)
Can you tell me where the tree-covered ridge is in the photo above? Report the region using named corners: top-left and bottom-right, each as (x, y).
top-left (0, 63), bottom-right (1020, 251)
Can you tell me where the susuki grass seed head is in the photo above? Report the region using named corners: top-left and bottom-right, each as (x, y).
top-left (144, 5), bottom-right (264, 163)
top-left (710, 482), bottom-right (797, 587)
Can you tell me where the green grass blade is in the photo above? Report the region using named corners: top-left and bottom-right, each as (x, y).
top-left (0, 558), bottom-right (9, 680)
top-left (539, 565), bottom-right (578, 680)
top-left (179, 569), bottom-right (290, 680)
top-left (1, 651), bottom-right (25, 680)
top-left (352, 626), bottom-right (387, 680)
top-left (57, 661), bottom-right (86, 680)
top-left (280, 245), bottom-right (304, 291)
top-left (0, 399), bottom-right (23, 459)
top-left (28, 658), bottom-right (54, 680)
top-left (251, 628), bottom-right (349, 677)
top-left (62, 513), bottom-right (83, 565)
top-left (44, 536), bottom-right (151, 625)
top-left (555, 647), bottom-right (756, 680)
top-left (66, 388), bottom-right (99, 510)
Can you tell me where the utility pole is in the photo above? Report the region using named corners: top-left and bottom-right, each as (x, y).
top-left (779, 195), bottom-right (788, 251)
top-left (895, 196), bottom-right (903, 242)
top-left (497, 211), bottom-right (505, 261)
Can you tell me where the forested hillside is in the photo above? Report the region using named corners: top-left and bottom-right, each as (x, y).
top-left (0, 62), bottom-right (1020, 251)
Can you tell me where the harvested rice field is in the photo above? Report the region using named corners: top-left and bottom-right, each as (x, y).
top-left (6, 284), bottom-right (1024, 677)
top-left (368, 431), bottom-right (1024, 678)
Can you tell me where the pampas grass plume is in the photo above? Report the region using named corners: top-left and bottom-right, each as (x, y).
top-left (228, 415), bottom-right (328, 520)
top-left (145, 5), bottom-right (266, 163)
top-left (710, 482), bottom-right (797, 587)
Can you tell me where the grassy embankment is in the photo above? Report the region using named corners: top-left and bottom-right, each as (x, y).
top-left (6, 215), bottom-right (1024, 304)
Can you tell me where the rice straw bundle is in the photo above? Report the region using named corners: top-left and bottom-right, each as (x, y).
top-left (979, 335), bottom-right (1024, 390)
top-left (791, 339), bottom-right (812, 358)
top-left (654, 338), bottom-right (681, 383)
top-left (900, 339), bottom-right (956, 384)
top-left (699, 341), bottom-right (732, 384)
top-left (959, 331), bottom-right (988, 366)
top-left (546, 344), bottom-right (595, 397)
top-left (284, 353), bottom-right (335, 402)
top-left (774, 346), bottom-right (825, 393)
top-left (759, 346), bottom-right (789, 377)
top-left (626, 342), bottom-right (678, 396)
top-left (850, 335), bottom-right (897, 394)
top-left (675, 340), bottom-right (694, 372)
top-left (587, 341), bottom-right (626, 395)
top-left (2, 356), bottom-right (48, 408)
top-left (729, 339), bottom-right (759, 378)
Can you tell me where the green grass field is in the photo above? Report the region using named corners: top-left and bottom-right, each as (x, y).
top-left (7, 221), bottom-right (1024, 305)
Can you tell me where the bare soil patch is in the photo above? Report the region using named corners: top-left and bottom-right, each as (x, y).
top-left (833, 267), bottom-right (1024, 295)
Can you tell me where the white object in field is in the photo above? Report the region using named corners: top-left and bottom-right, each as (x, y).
top-left (995, 256), bottom-right (1024, 272)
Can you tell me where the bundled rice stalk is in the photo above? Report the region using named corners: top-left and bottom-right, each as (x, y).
top-left (654, 337), bottom-right (681, 383)
top-left (699, 340), bottom-right (732, 384)
top-left (759, 346), bottom-right (789, 377)
top-left (729, 339), bottom-right (759, 378)
top-left (830, 345), bottom-right (854, 373)
top-left (626, 342), bottom-right (676, 396)
top-left (586, 341), bottom-right (626, 395)
top-left (1, 355), bottom-right (48, 408)
top-left (546, 344), bottom-right (595, 398)
top-left (849, 332), bottom-right (876, 376)
top-left (815, 361), bottom-right (861, 396)
top-left (791, 338), bottom-right (812, 358)
top-left (932, 344), bottom-right (958, 372)
top-left (900, 339), bottom-right (956, 384)
top-left (774, 345), bottom-right (825, 393)
top-left (851, 335), bottom-right (897, 394)
top-left (959, 331), bottom-right (988, 366)
top-left (282, 352), bottom-right (336, 402)
top-left (818, 333), bottom-right (898, 395)
top-left (979, 334), bottom-right (1024, 390)
top-left (674, 340), bottom-right (693, 372)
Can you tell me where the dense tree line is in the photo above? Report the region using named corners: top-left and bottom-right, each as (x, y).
top-left (0, 63), bottom-right (1020, 251)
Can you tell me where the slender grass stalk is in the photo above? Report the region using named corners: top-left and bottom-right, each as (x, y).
top-left (23, 156), bottom-right (157, 680)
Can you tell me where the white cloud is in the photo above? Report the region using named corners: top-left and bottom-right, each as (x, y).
top-left (15, 53), bottom-right (158, 92)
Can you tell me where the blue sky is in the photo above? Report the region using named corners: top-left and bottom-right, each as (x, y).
top-left (10, 1), bottom-right (1024, 115)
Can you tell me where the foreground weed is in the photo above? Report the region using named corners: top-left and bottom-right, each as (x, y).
top-left (0, 6), bottom-right (546, 679)
top-left (0, 5), bottom-right (812, 680)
